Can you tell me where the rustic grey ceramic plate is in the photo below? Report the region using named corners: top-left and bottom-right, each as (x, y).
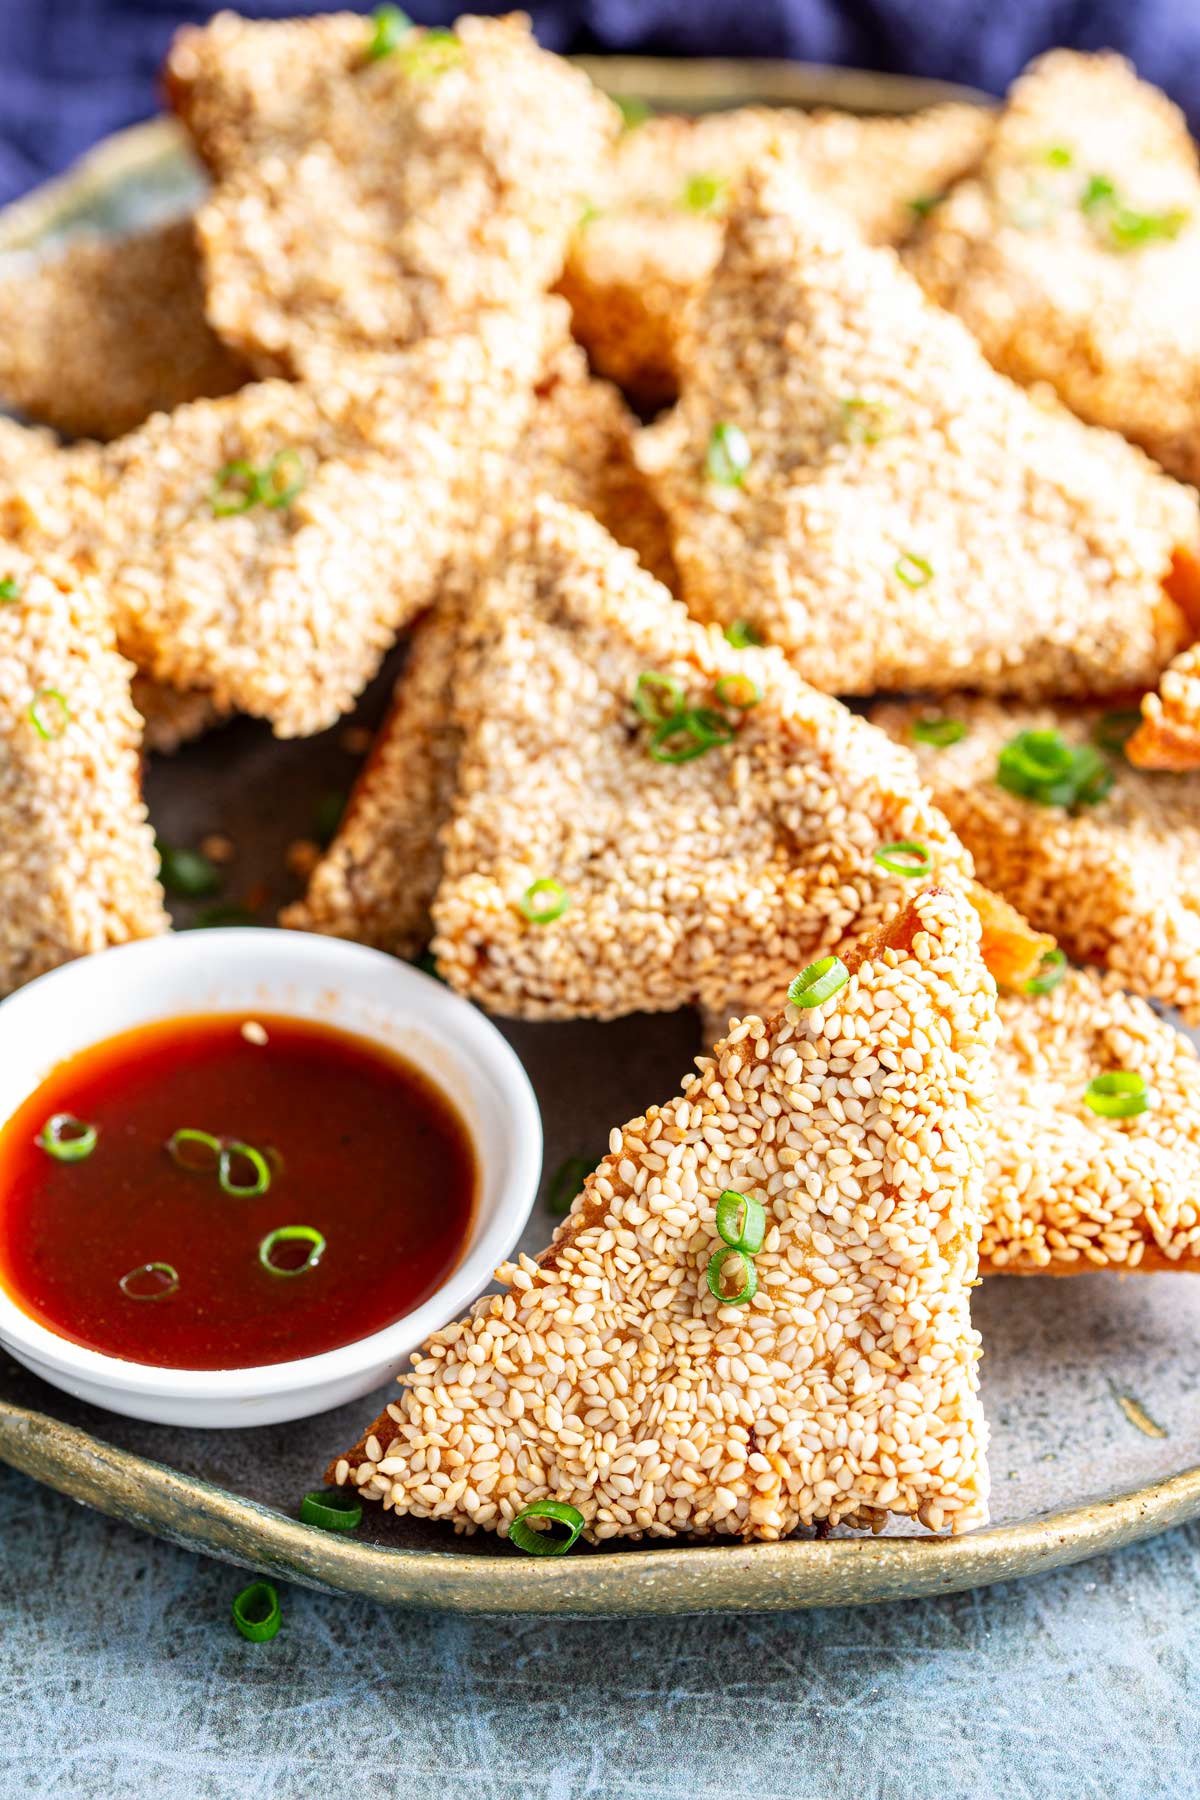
top-left (1, 67), bottom-right (1198, 1616)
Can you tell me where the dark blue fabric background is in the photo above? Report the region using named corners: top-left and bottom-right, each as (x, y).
top-left (0, 2), bottom-right (1197, 205)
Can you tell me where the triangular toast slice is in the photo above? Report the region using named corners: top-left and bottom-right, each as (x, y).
top-left (428, 498), bottom-right (972, 1020)
top-left (638, 159), bottom-right (1200, 699)
top-left (330, 886), bottom-right (997, 1541)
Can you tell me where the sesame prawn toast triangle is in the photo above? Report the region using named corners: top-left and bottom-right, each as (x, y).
top-left (637, 163), bottom-right (1200, 700)
top-left (0, 548), bottom-right (167, 995)
top-left (430, 499), bottom-right (972, 1020)
top-left (166, 11), bottom-right (618, 376)
top-left (331, 886), bottom-right (997, 1541)
top-left (906, 51), bottom-right (1200, 489)
top-left (873, 696), bottom-right (1200, 1025)
top-left (72, 315), bottom-right (547, 739)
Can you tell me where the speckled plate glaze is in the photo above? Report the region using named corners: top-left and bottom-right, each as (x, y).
top-left (2, 65), bottom-right (1199, 1616)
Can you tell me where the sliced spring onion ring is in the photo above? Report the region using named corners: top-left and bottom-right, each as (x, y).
top-left (715, 1189), bottom-right (766, 1255)
top-left (156, 838), bottom-right (221, 899)
top-left (706, 421), bottom-right (751, 487)
top-left (210, 459), bottom-right (260, 517)
top-left (706, 1246), bottom-right (758, 1306)
top-left (682, 171), bottom-right (727, 213)
top-left (0, 577), bottom-right (20, 601)
top-left (260, 448), bottom-right (306, 510)
top-left (724, 619), bottom-right (760, 649)
top-left (1093, 710), bottom-right (1142, 757)
top-left (259, 1225), bottom-right (326, 1276)
top-left (509, 1499), bottom-right (586, 1556)
top-left (546, 1155), bottom-right (593, 1217)
top-left (893, 552), bottom-right (933, 588)
top-left (36, 1113), bottom-right (98, 1162)
top-left (28, 687), bottom-right (69, 740)
top-left (908, 192), bottom-right (944, 218)
top-left (787, 954), bottom-right (849, 1010)
top-left (231, 1580), bottom-right (282, 1642)
top-left (838, 397), bottom-right (898, 444)
top-left (119, 1262), bottom-right (179, 1301)
top-left (616, 96), bottom-right (651, 131)
top-left (997, 730), bottom-right (1114, 809)
top-left (714, 672), bottom-right (761, 712)
top-left (299, 1490), bottom-right (363, 1533)
top-left (219, 1142), bottom-right (272, 1197)
top-left (633, 671), bottom-right (685, 725)
top-left (649, 708), bottom-right (729, 762)
top-left (873, 840), bottom-right (932, 878)
top-left (1025, 948), bottom-right (1067, 997)
top-left (364, 4), bottom-right (412, 59)
top-left (518, 878), bottom-right (570, 924)
top-left (167, 1127), bottom-right (223, 1173)
top-left (1083, 1071), bottom-right (1149, 1119)
top-left (1042, 144), bottom-right (1074, 167)
top-left (396, 25), bottom-right (463, 75)
top-left (911, 715), bottom-right (966, 748)
top-left (1080, 173), bottom-right (1188, 251)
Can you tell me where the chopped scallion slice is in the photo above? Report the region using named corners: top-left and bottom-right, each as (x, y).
top-left (156, 838), bottom-right (221, 899)
top-left (1024, 948), bottom-right (1067, 997)
top-left (649, 707), bottom-right (732, 762)
top-left (893, 552), bottom-right (933, 588)
top-left (908, 192), bottom-right (944, 218)
top-left (546, 1155), bottom-right (593, 1216)
top-left (873, 840), bottom-right (932, 878)
top-left (210, 459), bottom-right (260, 517)
top-left (714, 672), bottom-right (761, 712)
top-left (29, 687), bottom-right (69, 740)
top-left (260, 447), bottom-right (306, 510)
top-left (396, 26), bottom-right (463, 75)
top-left (1084, 1070), bottom-right (1149, 1119)
top-left (912, 715), bottom-right (966, 748)
top-left (788, 954), bottom-right (849, 1010)
top-left (518, 878), bottom-right (570, 924)
top-left (119, 1261), bottom-right (179, 1301)
top-left (300, 1490), bottom-right (363, 1532)
top-left (997, 729), bottom-right (1114, 809)
top-left (839, 396), bottom-right (898, 445)
top-left (1042, 144), bottom-right (1074, 167)
top-left (36, 1113), bottom-right (98, 1163)
top-left (167, 1127), bottom-right (223, 1173)
top-left (724, 619), bottom-right (760, 649)
top-left (219, 1142), bottom-right (272, 1197)
top-left (231, 1580), bottom-right (281, 1642)
top-left (682, 171), bottom-right (727, 213)
top-left (259, 1225), bottom-right (326, 1275)
top-left (1093, 709), bottom-right (1142, 757)
top-left (365, 4), bottom-right (412, 59)
top-left (1080, 171), bottom-right (1188, 250)
top-left (509, 1499), bottom-right (585, 1556)
top-left (706, 421), bottom-right (751, 487)
top-left (0, 577), bottom-right (20, 602)
top-left (616, 96), bottom-right (651, 131)
top-left (715, 1189), bottom-right (766, 1255)
top-left (633, 671), bottom-right (685, 725)
top-left (706, 1246), bottom-right (757, 1306)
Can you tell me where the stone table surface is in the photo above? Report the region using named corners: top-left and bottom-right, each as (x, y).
top-left (1, 1463), bottom-right (1197, 1800)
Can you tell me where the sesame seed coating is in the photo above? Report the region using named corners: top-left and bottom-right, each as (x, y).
top-left (132, 677), bottom-right (232, 756)
top-left (872, 694), bottom-right (1200, 1024)
top-left (0, 547), bottom-right (167, 995)
top-left (907, 51), bottom-right (1200, 488)
top-left (559, 103), bottom-right (990, 408)
top-left (1128, 644), bottom-right (1200, 770)
top-left (332, 885), bottom-right (996, 1541)
top-left (637, 159), bottom-right (1200, 699)
top-left (428, 497), bottom-right (971, 1021)
top-left (0, 218), bottom-right (246, 442)
top-left (166, 11), bottom-right (619, 376)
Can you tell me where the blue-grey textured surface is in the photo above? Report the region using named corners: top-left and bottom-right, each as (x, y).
top-left (2, 1461), bottom-right (1198, 1800)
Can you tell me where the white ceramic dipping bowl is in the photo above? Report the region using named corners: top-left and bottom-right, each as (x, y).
top-left (0, 929), bottom-right (542, 1428)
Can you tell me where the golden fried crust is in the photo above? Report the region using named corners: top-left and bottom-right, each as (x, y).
top-left (639, 159), bottom-right (1199, 700)
top-left (907, 50), bottom-right (1200, 486)
top-left (132, 677), bottom-right (233, 755)
top-left (1128, 642), bottom-right (1200, 771)
top-left (0, 218), bottom-right (245, 441)
top-left (558, 104), bottom-right (989, 408)
top-left (0, 548), bottom-right (167, 994)
top-left (428, 497), bottom-right (973, 1021)
top-left (873, 694), bottom-right (1200, 1025)
top-left (166, 11), bottom-right (619, 374)
top-left (331, 886), bottom-right (995, 1541)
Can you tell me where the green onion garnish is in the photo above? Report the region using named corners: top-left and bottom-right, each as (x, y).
top-left (219, 1142), bottom-right (272, 1197)
top-left (259, 448), bottom-right (306, 510)
top-left (706, 421), bottom-right (751, 487)
top-left (36, 1113), bottom-right (98, 1162)
top-left (395, 26), bottom-right (463, 76)
top-left (259, 1225), bottom-right (326, 1276)
top-left (231, 1580), bottom-right (282, 1643)
top-left (546, 1155), bottom-right (593, 1216)
top-left (189, 904), bottom-right (260, 929)
top-left (519, 878), bottom-right (570, 924)
top-left (616, 96), bottom-right (651, 131)
top-left (211, 451), bottom-right (306, 517)
top-left (839, 397), bottom-right (898, 445)
top-left (893, 553), bottom-right (933, 589)
top-left (908, 193), bottom-right (944, 218)
top-left (873, 840), bottom-right (932, 878)
top-left (313, 788), bottom-right (347, 846)
top-left (912, 715), bottom-right (966, 748)
top-left (509, 1499), bottom-right (586, 1557)
top-left (1025, 948), bottom-right (1067, 997)
top-left (649, 707), bottom-right (733, 762)
top-left (633, 671), bottom-right (685, 725)
top-left (1093, 710), bottom-right (1142, 758)
top-left (210, 459), bottom-right (260, 517)
top-left (706, 1246), bottom-right (758, 1306)
top-left (788, 954), bottom-right (849, 1010)
top-left (1042, 144), bottom-right (1074, 168)
top-left (997, 729), bottom-right (1114, 809)
top-left (1080, 172), bottom-right (1188, 251)
top-left (714, 672), bottom-right (761, 712)
top-left (156, 838), bottom-right (221, 899)
top-left (715, 1189), bottom-right (766, 1255)
top-left (299, 1490), bottom-right (363, 1533)
top-left (724, 619), bottom-right (760, 649)
top-left (28, 687), bottom-right (69, 740)
top-left (119, 1262), bottom-right (179, 1301)
top-left (682, 171), bottom-right (727, 213)
top-left (0, 577), bottom-right (20, 602)
top-left (365, 4), bottom-right (412, 60)
top-left (167, 1126), bottom-right (223, 1173)
top-left (1083, 1071), bottom-right (1149, 1119)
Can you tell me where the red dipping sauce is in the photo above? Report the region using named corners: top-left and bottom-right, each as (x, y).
top-left (0, 1013), bottom-right (477, 1369)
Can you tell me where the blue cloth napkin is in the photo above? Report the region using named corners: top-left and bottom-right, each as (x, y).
top-left (1, 2), bottom-right (1198, 205)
